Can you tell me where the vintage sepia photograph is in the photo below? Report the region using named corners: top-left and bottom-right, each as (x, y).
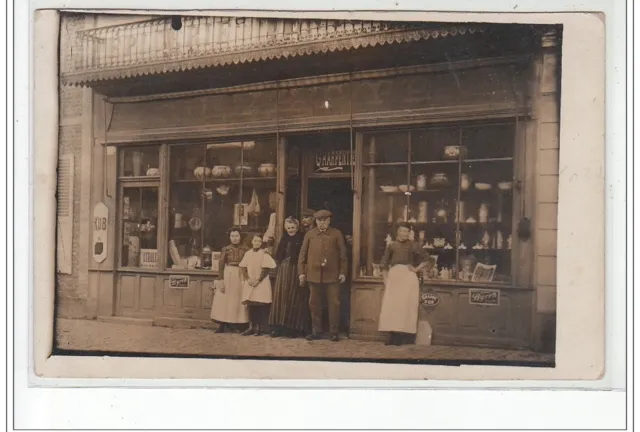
top-left (53, 11), bottom-right (564, 368)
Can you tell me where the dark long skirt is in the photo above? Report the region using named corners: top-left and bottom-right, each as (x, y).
top-left (269, 258), bottom-right (310, 332)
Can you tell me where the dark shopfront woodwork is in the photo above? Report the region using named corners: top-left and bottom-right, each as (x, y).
top-left (105, 59), bottom-right (530, 143)
top-left (104, 57), bottom-right (536, 347)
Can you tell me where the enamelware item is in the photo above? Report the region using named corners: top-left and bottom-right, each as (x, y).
top-left (498, 181), bottom-right (513, 191)
top-left (443, 145), bottom-right (468, 160)
top-left (193, 166), bottom-right (205, 181)
top-left (479, 203), bottom-right (489, 224)
top-left (430, 173), bottom-right (449, 186)
top-left (418, 201), bottom-right (428, 223)
top-left (475, 182), bottom-right (492, 191)
top-left (216, 185), bottom-right (230, 196)
top-left (460, 174), bottom-right (471, 191)
top-left (235, 164), bottom-right (254, 176)
top-left (211, 165), bottom-right (232, 178)
top-left (258, 163), bottom-right (276, 177)
top-left (416, 175), bottom-right (427, 191)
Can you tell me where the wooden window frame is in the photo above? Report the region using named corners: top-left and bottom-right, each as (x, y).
top-left (351, 119), bottom-right (524, 286)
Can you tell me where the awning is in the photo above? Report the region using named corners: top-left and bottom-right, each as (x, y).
top-left (61, 17), bottom-right (486, 86)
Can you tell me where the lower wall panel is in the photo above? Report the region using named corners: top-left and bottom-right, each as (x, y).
top-left (115, 273), bottom-right (218, 320)
top-left (350, 282), bottom-right (535, 349)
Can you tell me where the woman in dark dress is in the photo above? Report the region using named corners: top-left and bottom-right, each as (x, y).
top-left (269, 217), bottom-right (310, 338)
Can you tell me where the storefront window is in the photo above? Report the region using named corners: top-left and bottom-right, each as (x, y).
top-left (120, 186), bottom-right (159, 268)
top-left (359, 123), bottom-right (515, 283)
top-left (167, 139), bottom-right (277, 271)
top-left (120, 147), bottom-right (160, 178)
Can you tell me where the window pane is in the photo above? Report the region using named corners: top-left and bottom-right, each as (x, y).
top-left (224, 139), bottom-right (278, 251)
top-left (459, 124), bottom-right (515, 282)
top-left (364, 131), bottom-right (409, 164)
top-left (411, 127), bottom-right (459, 162)
top-left (167, 139), bottom-right (278, 271)
top-left (121, 147), bottom-right (160, 177)
top-left (121, 187), bottom-right (159, 268)
top-left (358, 123), bottom-right (516, 284)
top-left (462, 123), bottom-right (515, 160)
top-left (359, 164), bottom-right (408, 278)
top-left (409, 129), bottom-right (460, 280)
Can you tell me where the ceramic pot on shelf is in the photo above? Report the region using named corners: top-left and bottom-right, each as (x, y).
top-left (257, 163), bottom-right (276, 177)
top-left (416, 175), bottom-right (427, 191)
top-left (460, 174), bottom-right (471, 191)
top-left (211, 165), bottom-right (232, 178)
top-left (193, 166), bottom-right (206, 181)
top-left (434, 200), bottom-right (448, 223)
top-left (479, 203), bottom-right (489, 224)
top-left (418, 201), bottom-right (428, 223)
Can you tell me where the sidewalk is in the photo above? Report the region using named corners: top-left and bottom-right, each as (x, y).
top-left (55, 318), bottom-right (554, 365)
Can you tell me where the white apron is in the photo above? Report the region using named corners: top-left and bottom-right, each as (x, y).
top-left (210, 266), bottom-right (249, 323)
top-left (378, 265), bottom-right (420, 334)
top-left (239, 249), bottom-right (277, 304)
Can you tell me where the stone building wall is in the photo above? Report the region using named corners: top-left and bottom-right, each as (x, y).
top-left (56, 13), bottom-right (90, 318)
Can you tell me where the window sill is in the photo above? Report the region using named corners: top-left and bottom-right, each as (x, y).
top-left (352, 276), bottom-right (530, 290)
top-left (117, 267), bottom-right (220, 277)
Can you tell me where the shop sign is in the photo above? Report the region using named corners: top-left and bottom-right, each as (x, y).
top-left (92, 202), bottom-right (108, 264)
top-left (420, 292), bottom-right (440, 307)
top-left (314, 149), bottom-right (355, 173)
top-left (169, 275), bottom-right (190, 289)
top-left (468, 288), bottom-right (500, 306)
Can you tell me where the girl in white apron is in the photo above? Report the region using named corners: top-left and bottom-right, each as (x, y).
top-left (378, 222), bottom-right (429, 346)
top-left (239, 234), bottom-right (277, 336)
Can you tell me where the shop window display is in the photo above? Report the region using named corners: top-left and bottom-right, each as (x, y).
top-left (359, 123), bottom-right (515, 283)
top-left (120, 187), bottom-right (159, 268)
top-left (120, 147), bottom-right (160, 178)
top-left (167, 139), bottom-right (278, 271)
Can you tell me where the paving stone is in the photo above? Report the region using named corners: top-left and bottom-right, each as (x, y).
top-left (55, 318), bottom-right (555, 365)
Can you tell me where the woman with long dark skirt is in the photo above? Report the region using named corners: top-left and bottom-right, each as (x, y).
top-left (268, 217), bottom-right (310, 338)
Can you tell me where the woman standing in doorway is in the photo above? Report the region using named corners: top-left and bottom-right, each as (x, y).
top-left (378, 222), bottom-right (429, 346)
top-left (268, 217), bottom-right (310, 338)
top-left (210, 227), bottom-right (249, 333)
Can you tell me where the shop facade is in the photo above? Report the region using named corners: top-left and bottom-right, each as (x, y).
top-left (59, 15), bottom-right (561, 351)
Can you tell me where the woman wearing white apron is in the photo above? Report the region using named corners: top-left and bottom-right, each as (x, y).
top-left (210, 228), bottom-right (250, 332)
top-left (378, 222), bottom-right (429, 346)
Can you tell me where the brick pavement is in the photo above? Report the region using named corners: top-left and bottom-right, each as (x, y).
top-left (55, 318), bottom-right (554, 365)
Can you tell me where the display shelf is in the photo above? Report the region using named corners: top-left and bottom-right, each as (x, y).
top-left (173, 176), bottom-right (276, 183)
top-left (118, 175), bottom-right (161, 182)
top-left (463, 157), bottom-right (513, 163)
top-left (410, 160), bottom-right (459, 165)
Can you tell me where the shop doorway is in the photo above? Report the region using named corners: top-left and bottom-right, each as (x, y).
top-left (286, 132), bottom-right (354, 334)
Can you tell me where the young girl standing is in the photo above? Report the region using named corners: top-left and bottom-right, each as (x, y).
top-left (239, 234), bottom-right (277, 336)
top-left (210, 228), bottom-right (250, 333)
top-left (378, 222), bottom-right (429, 346)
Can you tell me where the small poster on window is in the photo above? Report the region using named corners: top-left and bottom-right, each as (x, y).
top-left (233, 203), bottom-right (249, 226)
top-left (471, 262), bottom-right (497, 282)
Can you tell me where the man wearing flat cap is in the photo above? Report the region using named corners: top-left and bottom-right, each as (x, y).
top-left (300, 208), bottom-right (316, 234)
top-left (298, 209), bottom-right (348, 342)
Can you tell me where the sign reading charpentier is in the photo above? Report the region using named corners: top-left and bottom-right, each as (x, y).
top-left (315, 150), bottom-right (355, 173)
